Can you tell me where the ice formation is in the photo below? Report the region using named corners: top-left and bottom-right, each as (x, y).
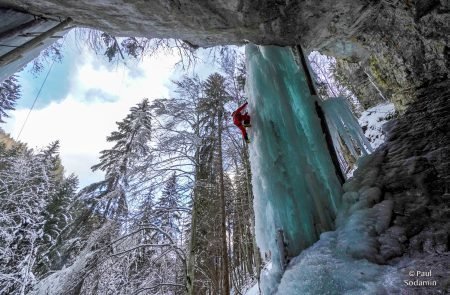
top-left (245, 45), bottom-right (343, 293)
top-left (245, 45), bottom-right (398, 294)
top-left (276, 151), bottom-right (401, 294)
top-left (320, 97), bottom-right (373, 176)
top-left (320, 97), bottom-right (373, 159)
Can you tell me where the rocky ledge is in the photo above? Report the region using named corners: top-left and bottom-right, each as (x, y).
top-left (0, 0), bottom-right (448, 109)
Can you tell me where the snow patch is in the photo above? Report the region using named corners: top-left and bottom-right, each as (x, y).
top-left (31, 224), bottom-right (112, 295)
top-left (358, 103), bottom-right (396, 149)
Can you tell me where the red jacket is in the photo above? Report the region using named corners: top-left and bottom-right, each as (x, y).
top-left (232, 102), bottom-right (248, 125)
top-left (232, 102), bottom-right (250, 141)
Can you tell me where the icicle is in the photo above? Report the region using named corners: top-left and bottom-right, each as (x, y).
top-left (364, 69), bottom-right (388, 101)
top-left (320, 96), bottom-right (373, 161)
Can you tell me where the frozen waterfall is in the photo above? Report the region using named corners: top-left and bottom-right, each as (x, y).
top-left (246, 44), bottom-right (343, 292)
top-left (245, 45), bottom-right (399, 294)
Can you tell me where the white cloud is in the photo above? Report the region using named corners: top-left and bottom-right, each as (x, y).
top-left (4, 46), bottom-right (180, 187)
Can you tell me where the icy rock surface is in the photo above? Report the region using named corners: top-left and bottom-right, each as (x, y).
top-left (245, 45), bottom-right (343, 293)
top-left (277, 234), bottom-right (399, 295)
top-left (276, 151), bottom-right (400, 294)
top-left (321, 97), bottom-right (372, 157)
top-left (358, 102), bottom-right (396, 149)
top-left (250, 80), bottom-right (450, 294)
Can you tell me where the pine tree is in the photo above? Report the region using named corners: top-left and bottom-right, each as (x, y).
top-left (92, 98), bottom-right (152, 181)
top-left (82, 98), bottom-right (152, 220)
top-left (204, 73), bottom-right (231, 295)
top-left (0, 141), bottom-right (68, 294)
top-left (155, 173), bottom-right (181, 239)
top-left (36, 173), bottom-right (78, 276)
top-left (0, 75), bottom-right (21, 123)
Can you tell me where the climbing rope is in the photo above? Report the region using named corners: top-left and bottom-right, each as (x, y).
top-left (16, 35), bottom-right (67, 141)
top-left (16, 57), bottom-right (56, 141)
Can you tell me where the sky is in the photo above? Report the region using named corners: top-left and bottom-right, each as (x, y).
top-left (3, 30), bottom-right (220, 187)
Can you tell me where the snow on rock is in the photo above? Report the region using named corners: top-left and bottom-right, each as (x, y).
top-left (249, 81), bottom-right (450, 294)
top-left (242, 281), bottom-right (260, 295)
top-left (358, 103), bottom-right (396, 149)
top-left (234, 272), bottom-right (260, 295)
top-left (276, 235), bottom-right (399, 295)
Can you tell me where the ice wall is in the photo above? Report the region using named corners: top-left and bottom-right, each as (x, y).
top-left (276, 151), bottom-right (401, 295)
top-left (245, 45), bottom-right (343, 292)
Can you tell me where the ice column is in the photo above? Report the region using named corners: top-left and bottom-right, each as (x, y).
top-left (245, 45), bottom-right (343, 274)
top-left (320, 97), bottom-right (373, 173)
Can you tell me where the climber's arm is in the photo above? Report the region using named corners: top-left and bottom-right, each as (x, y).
top-left (235, 101), bottom-right (248, 114)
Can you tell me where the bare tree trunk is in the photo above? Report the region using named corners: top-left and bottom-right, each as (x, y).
top-left (217, 109), bottom-right (230, 295)
top-left (0, 18), bottom-right (44, 43)
top-left (185, 151), bottom-right (200, 295)
top-left (185, 192), bottom-right (197, 295)
top-left (0, 18), bottom-right (72, 66)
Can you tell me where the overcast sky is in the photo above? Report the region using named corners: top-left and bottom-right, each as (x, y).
top-left (3, 31), bottom-right (220, 187)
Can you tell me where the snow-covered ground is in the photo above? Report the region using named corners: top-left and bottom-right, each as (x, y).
top-left (245, 282), bottom-right (261, 295)
top-left (358, 103), bottom-right (396, 150)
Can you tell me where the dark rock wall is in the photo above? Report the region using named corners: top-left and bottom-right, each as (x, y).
top-left (344, 80), bottom-right (449, 293)
top-left (332, 59), bottom-right (388, 110)
top-left (381, 80), bottom-right (449, 268)
top-left (330, 0), bottom-right (449, 111)
top-left (0, 0), bottom-right (367, 47)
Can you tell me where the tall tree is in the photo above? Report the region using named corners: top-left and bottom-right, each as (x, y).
top-left (35, 173), bottom-right (79, 276)
top-left (203, 73), bottom-right (231, 294)
top-left (155, 172), bottom-right (182, 240)
top-left (82, 98), bottom-right (152, 220)
top-left (153, 69), bottom-right (259, 294)
top-left (149, 76), bottom-right (212, 295)
top-left (148, 75), bottom-right (221, 294)
top-left (0, 75), bottom-right (21, 123)
top-left (0, 140), bottom-right (77, 294)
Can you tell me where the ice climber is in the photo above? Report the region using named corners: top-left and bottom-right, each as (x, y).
top-left (232, 101), bottom-right (251, 143)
